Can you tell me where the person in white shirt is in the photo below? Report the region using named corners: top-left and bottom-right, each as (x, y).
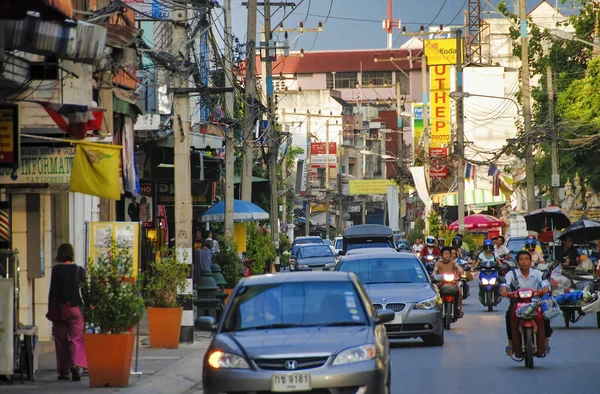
top-left (206, 231), bottom-right (220, 254)
top-left (411, 237), bottom-right (424, 255)
top-left (494, 235), bottom-right (510, 257)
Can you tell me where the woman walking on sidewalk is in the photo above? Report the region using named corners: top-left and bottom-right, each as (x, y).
top-left (47, 243), bottom-right (88, 381)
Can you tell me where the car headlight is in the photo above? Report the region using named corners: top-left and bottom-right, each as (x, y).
top-left (333, 344), bottom-right (376, 365)
top-left (298, 264), bottom-right (309, 269)
top-left (414, 296), bottom-right (440, 310)
top-left (207, 351), bottom-right (250, 369)
top-left (325, 262), bottom-right (336, 267)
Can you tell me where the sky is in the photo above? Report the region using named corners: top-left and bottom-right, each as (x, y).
top-left (226, 0), bottom-right (574, 52)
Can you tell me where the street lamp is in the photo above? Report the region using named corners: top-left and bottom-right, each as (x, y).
top-left (547, 29), bottom-right (600, 50)
top-left (449, 91), bottom-right (522, 115)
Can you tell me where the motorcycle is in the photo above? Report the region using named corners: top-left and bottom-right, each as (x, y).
top-left (478, 260), bottom-right (503, 311)
top-left (506, 289), bottom-right (547, 369)
top-left (422, 254), bottom-right (437, 275)
top-left (456, 258), bottom-right (472, 300)
top-left (434, 273), bottom-right (460, 330)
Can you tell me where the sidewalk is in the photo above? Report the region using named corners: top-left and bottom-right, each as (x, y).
top-left (0, 324), bottom-right (212, 394)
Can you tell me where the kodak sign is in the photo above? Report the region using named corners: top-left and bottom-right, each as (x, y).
top-left (424, 38), bottom-right (464, 65)
top-left (429, 65), bottom-right (451, 148)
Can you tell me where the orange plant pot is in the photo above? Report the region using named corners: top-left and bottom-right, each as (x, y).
top-left (147, 307), bottom-right (183, 349)
top-left (84, 333), bottom-right (135, 388)
top-left (223, 288), bottom-right (234, 306)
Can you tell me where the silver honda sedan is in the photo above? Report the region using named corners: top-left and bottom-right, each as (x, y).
top-left (197, 272), bottom-right (394, 394)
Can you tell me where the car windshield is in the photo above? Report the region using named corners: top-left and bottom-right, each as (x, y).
top-left (507, 238), bottom-right (526, 252)
top-left (323, 239), bottom-right (332, 246)
top-left (347, 242), bottom-right (393, 250)
top-left (222, 281), bottom-right (368, 331)
top-left (338, 257), bottom-right (429, 284)
top-left (296, 237), bottom-right (323, 244)
top-left (299, 245), bottom-right (333, 258)
top-left (334, 239), bottom-right (343, 250)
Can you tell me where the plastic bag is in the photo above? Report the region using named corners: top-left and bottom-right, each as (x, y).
top-left (540, 294), bottom-right (561, 320)
top-left (554, 291), bottom-right (583, 305)
top-left (550, 265), bottom-right (573, 296)
top-left (515, 302), bottom-right (539, 319)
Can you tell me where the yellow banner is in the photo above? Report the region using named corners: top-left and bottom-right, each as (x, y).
top-left (429, 65), bottom-right (451, 148)
top-left (424, 38), bottom-right (463, 65)
top-left (70, 142), bottom-right (122, 200)
top-left (349, 179), bottom-right (398, 195)
top-left (88, 222), bottom-right (140, 277)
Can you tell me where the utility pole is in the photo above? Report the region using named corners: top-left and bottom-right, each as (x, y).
top-left (325, 119), bottom-right (330, 240)
top-left (337, 121), bottom-right (343, 233)
top-left (281, 112), bottom-right (287, 233)
top-left (242, 0), bottom-right (257, 202)
top-left (224, 0), bottom-right (235, 237)
top-left (396, 82), bottom-right (405, 233)
top-left (547, 65), bottom-right (559, 205)
top-left (173, 5), bottom-right (193, 343)
top-left (456, 30), bottom-right (466, 234)
top-left (422, 55), bottom-right (430, 235)
top-left (520, 0), bottom-right (535, 212)
top-left (305, 114), bottom-right (311, 235)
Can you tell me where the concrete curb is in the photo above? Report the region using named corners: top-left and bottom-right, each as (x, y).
top-left (119, 337), bottom-right (211, 394)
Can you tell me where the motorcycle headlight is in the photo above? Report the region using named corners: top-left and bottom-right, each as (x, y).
top-left (427, 255), bottom-right (435, 261)
top-left (333, 344), bottom-right (376, 365)
top-left (414, 296), bottom-right (440, 310)
top-left (518, 290), bottom-right (533, 298)
top-left (443, 274), bottom-right (455, 282)
top-left (481, 278), bottom-right (489, 285)
top-left (489, 277), bottom-right (497, 285)
top-left (207, 351), bottom-right (250, 369)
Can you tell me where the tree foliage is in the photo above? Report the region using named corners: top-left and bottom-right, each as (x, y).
top-left (245, 223), bottom-right (276, 274)
top-left (212, 235), bottom-right (241, 288)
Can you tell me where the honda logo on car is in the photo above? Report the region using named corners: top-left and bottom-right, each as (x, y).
top-left (285, 360), bottom-right (297, 370)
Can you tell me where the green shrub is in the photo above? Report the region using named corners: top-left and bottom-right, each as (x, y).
top-left (143, 248), bottom-right (190, 308)
top-left (246, 223), bottom-right (276, 275)
top-left (82, 243), bottom-right (145, 334)
top-left (212, 235), bottom-right (241, 288)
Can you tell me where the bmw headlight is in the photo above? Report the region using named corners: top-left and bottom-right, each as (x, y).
top-left (298, 264), bottom-right (309, 269)
top-left (325, 262), bottom-right (336, 268)
top-left (207, 351), bottom-right (250, 369)
top-left (414, 296), bottom-right (440, 310)
top-left (333, 344), bottom-right (376, 365)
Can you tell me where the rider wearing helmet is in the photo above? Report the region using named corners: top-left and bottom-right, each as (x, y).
top-left (475, 239), bottom-right (500, 269)
top-left (525, 238), bottom-right (545, 266)
top-left (452, 236), bottom-right (469, 260)
top-left (438, 237), bottom-right (445, 248)
top-left (420, 236), bottom-right (441, 259)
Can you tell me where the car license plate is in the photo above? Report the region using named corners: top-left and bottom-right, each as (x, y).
top-left (312, 268), bottom-right (323, 271)
top-left (271, 373), bottom-right (311, 392)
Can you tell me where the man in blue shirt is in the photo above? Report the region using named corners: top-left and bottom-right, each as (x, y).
top-left (501, 251), bottom-right (552, 356)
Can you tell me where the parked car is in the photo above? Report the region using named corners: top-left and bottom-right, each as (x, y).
top-left (290, 244), bottom-right (336, 271)
top-left (334, 236), bottom-right (343, 255)
top-left (335, 252), bottom-right (444, 346)
top-left (198, 272), bottom-right (393, 394)
top-left (342, 224), bottom-right (395, 254)
top-left (292, 236), bottom-right (324, 247)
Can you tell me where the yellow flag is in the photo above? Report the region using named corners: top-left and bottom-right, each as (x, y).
top-left (70, 142), bottom-right (122, 200)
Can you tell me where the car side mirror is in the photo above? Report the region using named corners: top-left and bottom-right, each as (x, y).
top-left (339, 250), bottom-right (346, 256)
top-left (195, 316), bottom-right (217, 331)
top-left (375, 309), bottom-right (395, 325)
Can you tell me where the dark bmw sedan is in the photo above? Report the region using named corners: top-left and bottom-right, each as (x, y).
top-left (197, 272), bottom-right (394, 394)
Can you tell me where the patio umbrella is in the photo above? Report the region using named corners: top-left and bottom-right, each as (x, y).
top-left (201, 200), bottom-right (269, 222)
top-left (448, 214), bottom-right (505, 231)
top-left (558, 219), bottom-right (600, 244)
top-left (524, 206), bottom-right (571, 233)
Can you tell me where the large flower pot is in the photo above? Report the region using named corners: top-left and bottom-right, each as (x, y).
top-left (147, 307), bottom-right (183, 349)
top-left (84, 333), bottom-right (135, 387)
top-left (224, 288), bottom-right (234, 305)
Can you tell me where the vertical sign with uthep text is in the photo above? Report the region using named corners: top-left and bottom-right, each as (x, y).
top-left (429, 65), bottom-right (451, 148)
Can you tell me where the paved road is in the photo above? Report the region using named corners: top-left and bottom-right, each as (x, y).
top-left (389, 283), bottom-right (600, 394)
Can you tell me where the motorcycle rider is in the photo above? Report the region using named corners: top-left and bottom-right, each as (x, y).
top-left (525, 238), bottom-right (545, 266)
top-left (501, 251), bottom-right (552, 356)
top-left (420, 236), bottom-right (441, 259)
top-left (438, 237), bottom-right (446, 248)
top-left (474, 239), bottom-right (501, 268)
top-left (495, 235), bottom-right (510, 258)
top-left (433, 246), bottom-right (464, 317)
top-left (411, 237), bottom-right (424, 255)
top-left (452, 236), bottom-right (469, 260)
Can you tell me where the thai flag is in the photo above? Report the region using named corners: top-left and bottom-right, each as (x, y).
top-left (36, 101), bottom-right (103, 139)
top-left (488, 163), bottom-right (500, 177)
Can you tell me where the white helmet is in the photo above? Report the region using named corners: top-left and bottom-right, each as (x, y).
top-left (426, 236), bottom-right (436, 246)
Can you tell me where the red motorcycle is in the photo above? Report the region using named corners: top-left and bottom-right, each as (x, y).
top-left (507, 289), bottom-right (547, 369)
top-left (434, 273), bottom-right (460, 330)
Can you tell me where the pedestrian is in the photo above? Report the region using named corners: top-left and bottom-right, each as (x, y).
top-left (194, 239), bottom-right (213, 282)
top-left (47, 243), bottom-right (88, 381)
top-left (206, 230), bottom-right (220, 254)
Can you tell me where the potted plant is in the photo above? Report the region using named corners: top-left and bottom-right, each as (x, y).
top-left (143, 248), bottom-right (190, 349)
top-left (246, 223), bottom-right (276, 274)
top-left (212, 235), bottom-right (240, 302)
top-left (81, 243), bottom-right (145, 388)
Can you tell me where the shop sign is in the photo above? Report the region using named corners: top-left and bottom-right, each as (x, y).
top-left (0, 105), bottom-right (19, 167)
top-left (0, 147), bottom-right (75, 185)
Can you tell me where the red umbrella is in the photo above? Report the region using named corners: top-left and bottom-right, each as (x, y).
top-left (448, 214), bottom-right (505, 231)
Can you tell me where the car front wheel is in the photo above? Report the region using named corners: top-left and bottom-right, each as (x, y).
top-left (422, 330), bottom-right (444, 346)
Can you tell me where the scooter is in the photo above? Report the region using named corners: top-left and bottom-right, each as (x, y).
top-left (422, 254), bottom-right (437, 275)
top-left (478, 260), bottom-right (503, 311)
top-left (507, 289), bottom-right (547, 369)
top-left (434, 273), bottom-right (460, 330)
top-left (456, 258), bottom-right (472, 300)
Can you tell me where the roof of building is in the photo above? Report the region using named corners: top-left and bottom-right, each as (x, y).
top-left (256, 48), bottom-right (422, 74)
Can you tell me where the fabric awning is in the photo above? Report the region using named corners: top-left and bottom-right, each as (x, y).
top-left (438, 189), bottom-right (506, 207)
top-left (113, 89), bottom-right (142, 120)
